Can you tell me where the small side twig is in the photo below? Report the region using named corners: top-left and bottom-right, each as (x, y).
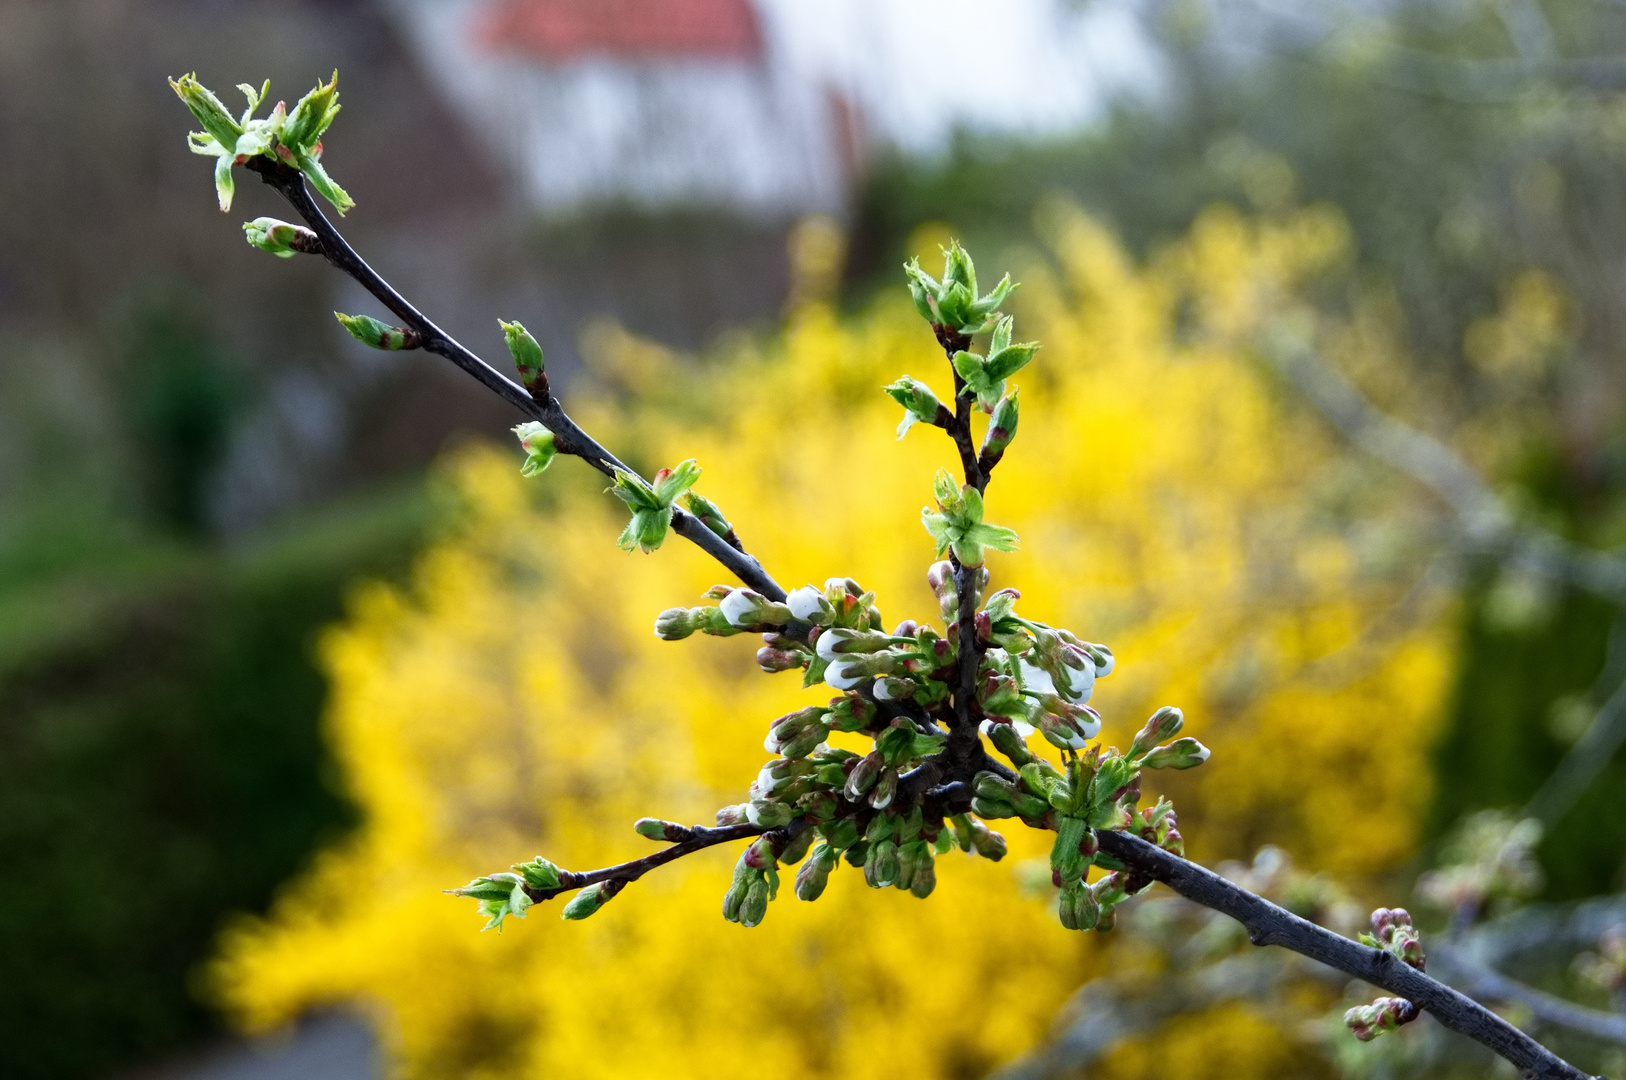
top-left (246, 158), bottom-right (787, 602)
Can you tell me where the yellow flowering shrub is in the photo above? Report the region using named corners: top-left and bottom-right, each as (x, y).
top-left (210, 204), bottom-right (1451, 1079)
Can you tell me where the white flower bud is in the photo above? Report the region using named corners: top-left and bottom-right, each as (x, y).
top-left (825, 658), bottom-right (864, 690)
top-left (787, 585), bottom-right (833, 623)
top-left (1017, 659), bottom-right (1057, 697)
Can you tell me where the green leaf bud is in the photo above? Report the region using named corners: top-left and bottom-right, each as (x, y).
top-left (682, 492), bottom-right (733, 540)
top-left (511, 421), bottom-right (557, 478)
top-left (634, 818), bottom-right (691, 843)
top-left (980, 389), bottom-right (1020, 464)
top-left (170, 73), bottom-right (244, 154)
top-left (499, 319), bottom-right (545, 390)
top-left (1051, 815), bottom-right (1094, 885)
top-left (884, 376), bottom-right (946, 439)
top-left (902, 257), bottom-right (941, 322)
top-left (335, 312), bottom-right (420, 351)
top-left (510, 856), bottom-right (562, 891)
top-left (281, 72), bottom-right (341, 155)
top-left (561, 879), bottom-right (623, 920)
top-left (243, 217), bottom-right (317, 258)
top-left (1141, 737), bottom-right (1211, 770)
top-left (942, 240), bottom-right (977, 295)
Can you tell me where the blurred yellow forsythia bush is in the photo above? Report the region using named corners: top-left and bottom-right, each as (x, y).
top-left (211, 204), bottom-right (1450, 1079)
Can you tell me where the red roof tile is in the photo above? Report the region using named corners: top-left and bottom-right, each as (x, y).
top-left (476, 0), bottom-right (763, 60)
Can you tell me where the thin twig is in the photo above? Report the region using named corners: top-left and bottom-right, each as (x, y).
top-left (1433, 941), bottom-right (1626, 1045)
top-left (524, 822), bottom-right (773, 902)
top-left (246, 158), bottom-right (788, 602)
top-left (1265, 331), bottom-right (1626, 606)
top-left (1094, 830), bottom-right (1604, 1080)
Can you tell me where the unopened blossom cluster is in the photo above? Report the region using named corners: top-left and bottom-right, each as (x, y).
top-left (160, 83), bottom-right (1213, 937)
top-left (446, 242), bottom-right (1211, 934)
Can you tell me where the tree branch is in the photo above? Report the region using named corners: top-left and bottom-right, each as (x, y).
top-left (1265, 330), bottom-right (1626, 606)
top-left (1094, 830), bottom-right (1604, 1080)
top-left (524, 822), bottom-right (773, 902)
top-left (1433, 941), bottom-right (1626, 1046)
top-left (246, 159), bottom-right (787, 602)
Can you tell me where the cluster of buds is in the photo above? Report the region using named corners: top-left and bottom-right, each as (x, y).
top-left (448, 855), bottom-right (561, 932)
top-left (171, 73), bottom-right (351, 213)
top-left (1360, 907), bottom-right (1426, 970)
top-left (1344, 997), bottom-right (1418, 1042)
top-left (443, 237), bottom-right (1209, 948)
top-left (973, 709), bottom-right (1198, 932)
top-left (904, 240), bottom-right (1016, 336)
top-left (1344, 908), bottom-right (1426, 1041)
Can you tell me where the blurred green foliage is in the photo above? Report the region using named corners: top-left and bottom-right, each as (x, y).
top-left (0, 486), bottom-right (430, 1080)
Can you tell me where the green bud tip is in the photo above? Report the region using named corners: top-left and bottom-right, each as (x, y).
top-left (335, 312), bottom-right (421, 351)
top-left (499, 319), bottom-right (546, 389)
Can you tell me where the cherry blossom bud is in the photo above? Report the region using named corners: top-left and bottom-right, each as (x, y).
top-left (720, 589), bottom-right (792, 628)
top-left (844, 751), bottom-right (884, 799)
top-left (786, 585), bottom-right (836, 624)
top-left (795, 842), bottom-right (839, 901)
top-left (865, 838), bottom-right (900, 888)
top-left (715, 803), bottom-right (750, 826)
top-left (873, 676), bottom-right (917, 702)
top-left (869, 767), bottom-right (899, 810)
top-left (815, 627), bottom-right (892, 660)
top-left (827, 693), bottom-right (877, 732)
top-left (1140, 738), bottom-right (1210, 770)
top-left (765, 706), bottom-right (831, 759)
top-left (1344, 998), bottom-right (1414, 1042)
top-left (983, 719), bottom-right (1036, 766)
top-left (1129, 706), bottom-right (1185, 761)
top-left (756, 646), bottom-right (805, 673)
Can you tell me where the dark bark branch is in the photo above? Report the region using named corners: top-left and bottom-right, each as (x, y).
top-left (246, 159), bottom-right (786, 602)
top-left (1094, 830), bottom-right (1603, 1080)
top-left (524, 822), bottom-right (769, 902)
